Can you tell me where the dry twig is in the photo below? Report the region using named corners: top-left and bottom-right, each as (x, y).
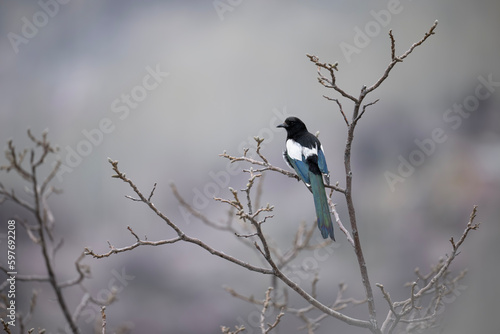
top-left (0, 130), bottom-right (79, 334)
top-left (378, 205), bottom-right (479, 333)
top-left (101, 306), bottom-right (107, 334)
top-left (0, 131), bottom-right (119, 334)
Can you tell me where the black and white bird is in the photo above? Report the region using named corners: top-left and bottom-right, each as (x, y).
top-left (277, 116), bottom-right (335, 240)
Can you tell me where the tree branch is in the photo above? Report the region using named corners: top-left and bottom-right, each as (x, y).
top-left (307, 21), bottom-right (439, 333)
top-left (366, 21), bottom-right (438, 95)
top-left (220, 138), bottom-right (346, 194)
top-left (88, 159), bottom-right (274, 276)
top-left (1, 130), bottom-right (79, 333)
top-left (379, 205), bottom-right (479, 333)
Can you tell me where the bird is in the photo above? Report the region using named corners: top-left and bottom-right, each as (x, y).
top-left (277, 116), bottom-right (335, 241)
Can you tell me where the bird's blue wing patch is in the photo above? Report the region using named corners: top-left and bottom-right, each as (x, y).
top-left (286, 152), bottom-right (310, 184)
top-left (317, 147), bottom-right (329, 175)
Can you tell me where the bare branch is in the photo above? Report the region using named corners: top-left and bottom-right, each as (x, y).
top-left (58, 252), bottom-right (91, 288)
top-left (305, 22), bottom-right (439, 333)
top-left (193, 144), bottom-right (371, 329)
top-left (354, 99), bottom-right (380, 124)
top-left (306, 54), bottom-right (358, 102)
top-left (260, 288), bottom-right (285, 334)
top-left (412, 206), bottom-right (478, 300)
top-left (1, 319), bottom-right (12, 334)
top-left (220, 152), bottom-right (300, 181)
top-left (20, 290), bottom-right (39, 331)
top-left (380, 205), bottom-right (479, 333)
top-left (1, 130), bottom-right (79, 333)
top-left (366, 21), bottom-right (438, 95)
top-left (323, 96), bottom-right (349, 126)
top-left (0, 139), bottom-right (32, 181)
top-left (220, 149), bottom-right (346, 194)
top-left (101, 306), bottom-right (107, 334)
top-left (72, 293), bottom-right (91, 323)
top-left (377, 284), bottom-right (397, 320)
top-left (327, 192), bottom-right (354, 247)
top-left (147, 183), bottom-right (157, 201)
top-left (389, 30), bottom-right (397, 61)
top-left (254, 136), bottom-right (269, 165)
top-left (0, 265), bottom-right (49, 283)
top-left (90, 159), bottom-right (274, 275)
top-left (84, 226), bottom-right (182, 258)
top-left (221, 325), bottom-right (246, 334)
top-left (171, 183), bottom-right (236, 231)
top-left (0, 184), bottom-right (36, 214)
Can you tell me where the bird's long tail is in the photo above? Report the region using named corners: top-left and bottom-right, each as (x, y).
top-left (309, 172), bottom-right (335, 241)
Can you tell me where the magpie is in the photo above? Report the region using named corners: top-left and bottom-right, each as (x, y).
top-left (277, 117), bottom-right (335, 241)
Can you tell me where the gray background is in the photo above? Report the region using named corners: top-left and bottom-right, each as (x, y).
top-left (1, 0), bottom-right (499, 333)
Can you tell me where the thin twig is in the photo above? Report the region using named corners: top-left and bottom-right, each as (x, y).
top-left (220, 151), bottom-right (346, 194)
top-left (355, 99), bottom-right (380, 124)
top-left (327, 191), bottom-right (354, 246)
top-left (85, 226), bottom-right (182, 258)
top-left (379, 205), bottom-right (479, 333)
top-left (101, 306), bottom-right (107, 334)
top-left (0, 319), bottom-right (12, 334)
top-left (306, 54), bottom-right (358, 102)
top-left (323, 95), bottom-right (349, 126)
top-left (366, 21), bottom-right (438, 95)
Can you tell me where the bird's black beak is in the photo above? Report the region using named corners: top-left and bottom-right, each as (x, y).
top-left (277, 122), bottom-right (286, 129)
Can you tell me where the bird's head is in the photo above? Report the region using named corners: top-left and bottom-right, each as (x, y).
top-left (277, 116), bottom-right (307, 137)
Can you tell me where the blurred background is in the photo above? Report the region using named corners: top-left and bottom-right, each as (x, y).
top-left (1, 0), bottom-right (499, 333)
